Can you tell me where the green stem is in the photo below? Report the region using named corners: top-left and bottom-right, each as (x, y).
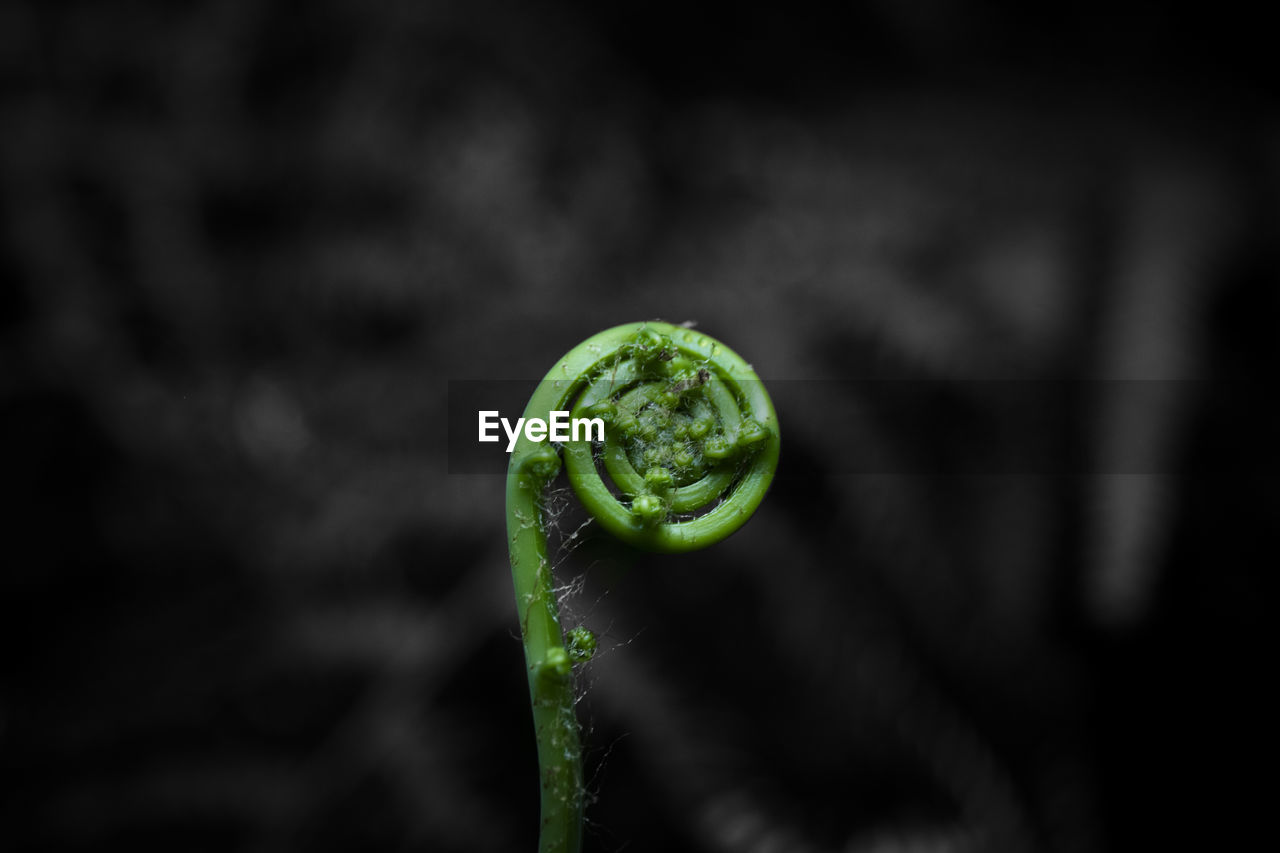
top-left (506, 321), bottom-right (780, 852)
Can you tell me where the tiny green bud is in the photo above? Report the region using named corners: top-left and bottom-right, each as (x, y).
top-left (661, 355), bottom-right (695, 377)
top-left (613, 411), bottom-right (639, 437)
top-left (566, 627), bottom-right (597, 663)
top-left (631, 328), bottom-right (670, 363)
top-left (702, 435), bottom-right (734, 461)
top-left (584, 400), bottom-right (616, 423)
top-left (736, 418), bottom-right (769, 449)
top-left (688, 417), bottom-right (712, 439)
top-left (644, 466), bottom-right (674, 494)
top-left (631, 493), bottom-right (666, 524)
top-left (539, 646), bottom-right (572, 680)
top-left (522, 445), bottom-right (562, 482)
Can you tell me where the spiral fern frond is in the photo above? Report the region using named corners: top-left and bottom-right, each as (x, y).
top-left (506, 321), bottom-right (779, 853)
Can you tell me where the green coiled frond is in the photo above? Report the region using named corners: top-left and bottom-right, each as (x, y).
top-left (505, 321), bottom-right (779, 852)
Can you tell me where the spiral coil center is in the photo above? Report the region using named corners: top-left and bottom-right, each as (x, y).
top-left (554, 324), bottom-right (779, 553)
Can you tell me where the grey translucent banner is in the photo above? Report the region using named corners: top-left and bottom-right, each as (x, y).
top-left (447, 379), bottom-right (1272, 475)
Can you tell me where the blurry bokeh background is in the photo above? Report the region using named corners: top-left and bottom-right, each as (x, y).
top-left (2, 1), bottom-right (1276, 851)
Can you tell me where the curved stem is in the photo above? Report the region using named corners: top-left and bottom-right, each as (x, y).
top-left (506, 321), bottom-right (780, 852)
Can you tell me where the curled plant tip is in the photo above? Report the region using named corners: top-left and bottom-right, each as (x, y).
top-left (506, 321), bottom-right (780, 853)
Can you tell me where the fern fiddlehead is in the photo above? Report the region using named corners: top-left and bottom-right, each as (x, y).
top-left (506, 321), bottom-right (780, 852)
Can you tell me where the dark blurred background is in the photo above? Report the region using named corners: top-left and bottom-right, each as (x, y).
top-left (2, 1), bottom-right (1276, 851)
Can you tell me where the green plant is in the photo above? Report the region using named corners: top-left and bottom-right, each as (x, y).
top-left (506, 321), bottom-right (780, 852)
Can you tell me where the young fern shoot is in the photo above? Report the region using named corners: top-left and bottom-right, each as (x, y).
top-left (506, 321), bottom-right (780, 853)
